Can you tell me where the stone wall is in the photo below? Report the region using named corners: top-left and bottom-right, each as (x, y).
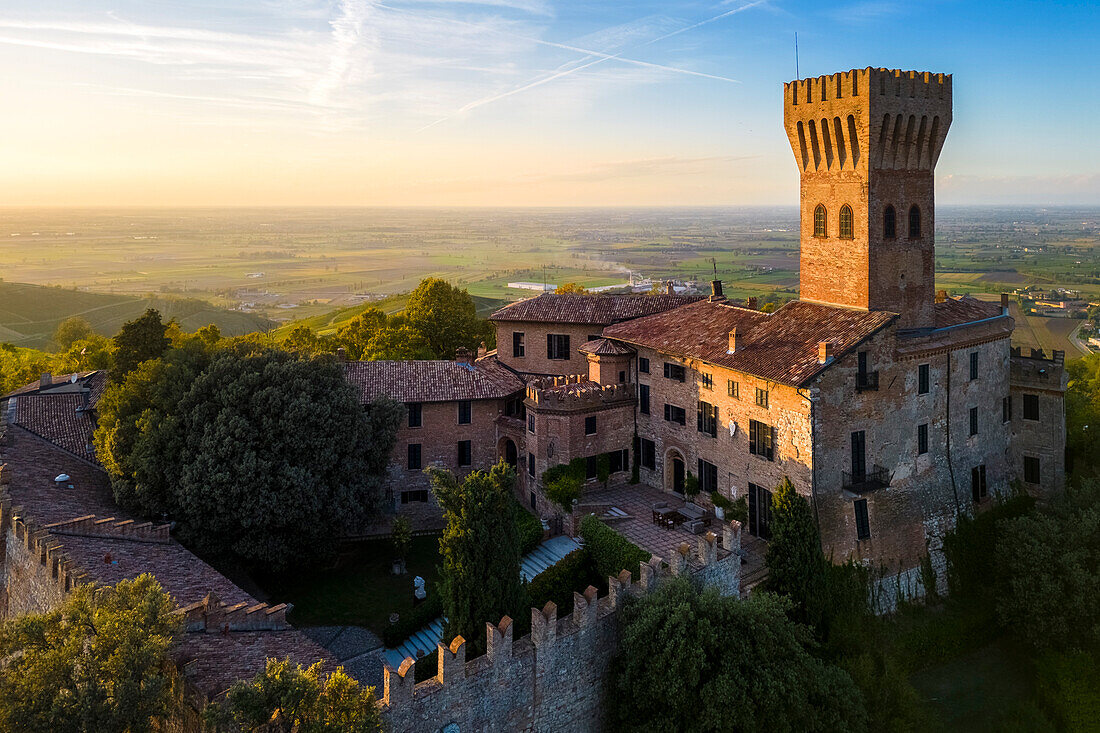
top-left (1010, 349), bottom-right (1067, 496)
top-left (381, 528), bottom-right (741, 733)
top-left (494, 321), bottom-right (609, 377)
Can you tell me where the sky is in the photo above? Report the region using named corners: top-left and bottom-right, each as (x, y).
top-left (0, 0), bottom-right (1096, 207)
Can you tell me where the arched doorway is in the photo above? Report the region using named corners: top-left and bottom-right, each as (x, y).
top-left (667, 451), bottom-right (685, 495)
top-left (501, 438), bottom-right (518, 469)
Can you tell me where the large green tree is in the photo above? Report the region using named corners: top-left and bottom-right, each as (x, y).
top-left (96, 345), bottom-right (403, 568)
top-left (52, 316), bottom-right (95, 350)
top-left (112, 308), bottom-right (171, 378)
top-left (607, 578), bottom-right (868, 732)
top-left (205, 659), bottom-right (382, 733)
top-left (763, 476), bottom-right (827, 628)
top-left (404, 278), bottom-right (488, 359)
top-left (428, 461), bottom-right (526, 654)
top-left (0, 574), bottom-right (181, 732)
top-left (1066, 355), bottom-right (1100, 475)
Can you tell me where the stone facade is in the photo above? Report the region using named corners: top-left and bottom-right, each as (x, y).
top-left (496, 321), bottom-right (608, 376)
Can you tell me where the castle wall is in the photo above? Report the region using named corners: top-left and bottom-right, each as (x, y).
top-left (1010, 350), bottom-right (1067, 496)
top-left (494, 321), bottom-right (608, 377)
top-left (2, 524), bottom-right (68, 618)
top-left (632, 346), bottom-right (814, 515)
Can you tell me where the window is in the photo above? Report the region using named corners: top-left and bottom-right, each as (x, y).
top-left (697, 401), bottom-right (718, 438)
top-left (504, 397), bottom-right (524, 418)
top-left (618, 371), bottom-right (626, 384)
top-left (639, 384), bottom-right (650, 415)
top-left (747, 483), bottom-right (773, 539)
top-left (530, 491), bottom-right (537, 510)
top-left (639, 357), bottom-right (650, 374)
top-left (585, 456), bottom-right (597, 480)
top-left (458, 400), bottom-right (472, 424)
top-left (1023, 456), bottom-right (1041, 484)
top-left (528, 452), bottom-right (535, 477)
top-left (728, 379), bottom-right (740, 399)
top-left (512, 331), bottom-right (525, 358)
top-left (969, 406), bottom-right (978, 437)
top-left (664, 404), bottom-right (686, 425)
top-left (854, 499), bottom-right (871, 540)
top-left (401, 489), bottom-right (429, 504)
top-left (608, 449), bottom-right (629, 473)
top-left (547, 334), bottom-right (571, 360)
top-left (457, 440), bottom-right (472, 466)
top-left (908, 205), bottom-right (921, 238)
top-left (527, 414), bottom-right (535, 433)
top-left (1003, 396), bottom-right (1012, 423)
top-left (918, 363), bottom-right (930, 394)
top-left (969, 351), bottom-right (978, 380)
top-left (663, 362), bottom-right (686, 382)
top-left (697, 459), bottom-right (718, 495)
top-left (407, 402), bottom-right (422, 428)
top-left (755, 388), bottom-right (769, 408)
top-left (584, 416), bottom-right (597, 435)
top-left (814, 204), bottom-right (827, 237)
top-left (640, 438), bottom-right (656, 470)
top-left (407, 443), bottom-right (422, 470)
top-left (971, 465), bottom-right (988, 503)
top-left (851, 430), bottom-right (866, 479)
top-left (918, 424), bottom-right (928, 455)
top-left (839, 204), bottom-right (854, 239)
top-left (749, 419), bottom-right (775, 461)
top-left (1023, 394), bottom-right (1039, 421)
top-left (884, 205), bottom-right (896, 239)
top-left (700, 372), bottom-right (713, 390)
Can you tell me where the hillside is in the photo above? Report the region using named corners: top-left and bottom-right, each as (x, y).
top-left (0, 281), bottom-right (275, 349)
top-left (271, 292), bottom-right (510, 339)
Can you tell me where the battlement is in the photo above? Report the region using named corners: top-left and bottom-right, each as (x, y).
top-left (785, 67), bottom-right (951, 108)
top-left (783, 67), bottom-right (952, 174)
top-left (43, 514), bottom-right (171, 544)
top-left (1010, 347), bottom-right (1068, 392)
top-left (381, 523), bottom-right (741, 725)
top-left (173, 592), bottom-right (290, 633)
top-left (526, 375), bottom-right (634, 410)
top-left (0, 496), bottom-right (92, 596)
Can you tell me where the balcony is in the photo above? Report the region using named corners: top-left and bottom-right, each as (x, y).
top-left (842, 465), bottom-right (890, 494)
top-left (856, 370), bottom-right (879, 393)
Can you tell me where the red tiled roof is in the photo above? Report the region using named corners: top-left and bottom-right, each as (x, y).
top-left (603, 299), bottom-right (897, 387)
top-left (489, 293), bottom-right (701, 325)
top-left (12, 393), bottom-right (97, 463)
top-left (933, 297), bottom-right (1004, 328)
top-left (176, 630), bottom-right (335, 698)
top-left (4, 370), bottom-right (106, 405)
top-left (578, 338), bottom-right (635, 356)
top-left (343, 357), bottom-right (524, 403)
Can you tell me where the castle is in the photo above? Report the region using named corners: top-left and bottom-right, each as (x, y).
top-left (0, 68), bottom-right (1069, 731)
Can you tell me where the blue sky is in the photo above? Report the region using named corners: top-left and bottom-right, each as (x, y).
top-left (0, 0), bottom-right (1096, 205)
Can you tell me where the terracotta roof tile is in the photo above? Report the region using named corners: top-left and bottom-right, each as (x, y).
top-left (933, 296), bottom-right (1004, 328)
top-left (176, 631), bottom-right (336, 698)
top-left (577, 338), bottom-right (635, 356)
top-left (11, 393), bottom-right (97, 463)
top-left (343, 357), bottom-right (523, 403)
top-left (603, 299), bottom-right (897, 386)
top-left (489, 293), bottom-right (701, 326)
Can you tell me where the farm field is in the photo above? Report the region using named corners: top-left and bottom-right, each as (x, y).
top-left (0, 206), bottom-right (1097, 350)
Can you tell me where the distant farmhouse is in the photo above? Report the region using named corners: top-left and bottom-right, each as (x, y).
top-left (0, 68), bottom-right (1068, 731)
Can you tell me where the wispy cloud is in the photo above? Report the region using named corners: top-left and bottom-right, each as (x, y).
top-left (310, 0), bottom-right (379, 107)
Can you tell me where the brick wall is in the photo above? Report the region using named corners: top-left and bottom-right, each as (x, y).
top-left (494, 322), bottom-right (607, 376)
top-left (1010, 350), bottom-right (1068, 496)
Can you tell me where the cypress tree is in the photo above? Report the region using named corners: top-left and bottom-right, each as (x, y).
top-left (763, 476), bottom-right (827, 628)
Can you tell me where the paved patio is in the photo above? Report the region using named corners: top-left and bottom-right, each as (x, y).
top-left (576, 483), bottom-right (768, 595)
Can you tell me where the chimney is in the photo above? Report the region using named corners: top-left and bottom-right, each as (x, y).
top-left (935, 290), bottom-right (948, 303)
top-left (336, 347), bottom-right (347, 362)
top-left (818, 341), bottom-right (836, 364)
top-left (665, 281), bottom-right (675, 295)
top-left (477, 342), bottom-right (488, 359)
top-left (1000, 293), bottom-right (1009, 314)
top-left (455, 347), bottom-right (472, 366)
top-left (709, 280), bottom-right (726, 302)
top-left (40, 373), bottom-right (51, 389)
top-left (727, 328), bottom-right (738, 354)
top-left (746, 297), bottom-right (758, 310)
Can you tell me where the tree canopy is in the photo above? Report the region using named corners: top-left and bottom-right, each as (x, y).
top-left (53, 316), bottom-right (95, 350)
top-left (606, 578), bottom-right (868, 733)
top-left (95, 343), bottom-right (403, 569)
top-left (112, 308), bottom-right (171, 377)
top-left (763, 476), bottom-right (827, 627)
top-left (205, 659), bottom-right (382, 733)
top-left (404, 277), bottom-right (489, 359)
top-left (428, 461), bottom-right (526, 654)
top-left (0, 574), bottom-right (181, 733)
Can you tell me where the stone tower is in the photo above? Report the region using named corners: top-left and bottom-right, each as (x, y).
top-left (783, 68), bottom-right (952, 329)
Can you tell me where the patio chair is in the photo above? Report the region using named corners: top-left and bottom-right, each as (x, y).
top-left (651, 502), bottom-right (669, 525)
top-left (685, 518), bottom-right (706, 535)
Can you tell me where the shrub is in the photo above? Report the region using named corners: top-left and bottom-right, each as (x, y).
top-left (525, 548), bottom-right (602, 616)
top-left (1035, 650), bottom-right (1100, 732)
top-left (943, 491), bottom-right (1034, 611)
top-left (515, 502), bottom-right (544, 556)
top-left (578, 514), bottom-right (650, 581)
top-left (542, 458), bottom-right (587, 513)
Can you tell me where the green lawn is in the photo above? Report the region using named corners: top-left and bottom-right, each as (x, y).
top-left (911, 638), bottom-right (1036, 732)
top-left (258, 535), bottom-right (442, 634)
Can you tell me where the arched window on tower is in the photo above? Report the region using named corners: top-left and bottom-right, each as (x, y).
top-left (884, 206), bottom-right (896, 239)
top-left (839, 205), bottom-right (854, 239)
top-left (814, 205), bottom-right (827, 238)
top-left (909, 205), bottom-right (921, 238)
